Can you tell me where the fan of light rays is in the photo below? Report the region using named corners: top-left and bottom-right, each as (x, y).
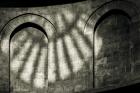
top-left (64, 35), bottom-right (84, 73)
top-left (11, 39), bottom-right (32, 73)
top-left (10, 13), bottom-right (93, 90)
top-left (94, 31), bottom-right (103, 58)
top-left (10, 28), bottom-right (49, 89)
top-left (20, 43), bottom-right (39, 83)
top-left (34, 47), bottom-right (48, 88)
top-left (57, 38), bottom-right (70, 79)
top-left (48, 41), bottom-right (56, 83)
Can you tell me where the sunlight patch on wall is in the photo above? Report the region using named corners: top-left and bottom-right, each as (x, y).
top-left (64, 35), bottom-right (83, 73)
top-left (29, 14), bottom-right (37, 21)
top-left (72, 29), bottom-right (92, 59)
top-left (55, 13), bottom-right (65, 32)
top-left (14, 31), bottom-right (28, 42)
top-left (94, 32), bottom-right (103, 58)
top-left (10, 31), bottom-right (28, 56)
top-left (77, 18), bottom-right (85, 32)
top-left (62, 10), bottom-right (74, 23)
top-left (11, 39), bottom-right (32, 73)
top-left (1, 39), bottom-right (9, 54)
top-left (48, 42), bottom-right (56, 83)
top-left (20, 44), bottom-right (39, 83)
top-left (83, 27), bottom-right (93, 47)
top-left (34, 48), bottom-right (47, 88)
top-left (81, 13), bottom-right (89, 20)
top-left (57, 38), bottom-right (70, 80)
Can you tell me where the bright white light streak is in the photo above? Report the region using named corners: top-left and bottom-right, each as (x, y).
top-left (10, 32), bottom-right (28, 56)
top-left (72, 29), bottom-right (92, 59)
top-left (77, 19), bottom-right (85, 32)
top-left (11, 39), bottom-right (32, 73)
top-left (20, 44), bottom-right (39, 83)
top-left (62, 10), bottom-right (74, 23)
top-left (34, 48), bottom-right (47, 88)
top-left (84, 27), bottom-right (93, 46)
top-left (16, 31), bottom-right (28, 42)
top-left (64, 35), bottom-right (83, 73)
top-left (48, 42), bottom-right (56, 83)
top-left (57, 39), bottom-right (70, 80)
top-left (1, 39), bottom-right (9, 54)
top-left (94, 32), bottom-right (103, 58)
top-left (55, 13), bottom-right (65, 32)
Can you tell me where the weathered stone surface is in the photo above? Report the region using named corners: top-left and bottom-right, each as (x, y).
top-left (0, 0), bottom-right (140, 93)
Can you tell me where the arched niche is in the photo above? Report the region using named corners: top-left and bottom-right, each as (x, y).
top-left (84, 0), bottom-right (139, 35)
top-left (84, 0), bottom-right (140, 89)
top-left (94, 11), bottom-right (131, 87)
top-left (0, 13), bottom-right (56, 55)
top-left (0, 13), bottom-right (56, 91)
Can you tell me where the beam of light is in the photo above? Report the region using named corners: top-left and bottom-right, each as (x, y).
top-left (81, 13), bottom-right (89, 21)
top-left (1, 39), bottom-right (9, 54)
top-left (34, 48), bottom-right (47, 88)
top-left (10, 31), bottom-right (28, 56)
top-left (57, 38), bottom-right (70, 80)
top-left (11, 39), bottom-right (32, 73)
top-left (29, 14), bottom-right (37, 22)
top-left (71, 29), bottom-right (92, 59)
top-left (16, 31), bottom-right (28, 42)
top-left (43, 36), bottom-right (49, 45)
top-left (48, 41), bottom-right (56, 83)
top-left (20, 43), bottom-right (39, 83)
top-left (64, 35), bottom-right (83, 73)
top-left (83, 27), bottom-right (93, 47)
top-left (76, 17), bottom-right (85, 32)
top-left (62, 10), bottom-right (74, 23)
top-left (94, 32), bottom-right (103, 58)
top-left (55, 13), bottom-right (66, 32)
top-left (44, 22), bottom-right (54, 38)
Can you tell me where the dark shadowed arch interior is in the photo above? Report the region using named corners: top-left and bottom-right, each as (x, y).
top-left (94, 9), bottom-right (132, 87)
top-left (94, 9), bottom-right (132, 31)
top-left (10, 22), bottom-right (48, 41)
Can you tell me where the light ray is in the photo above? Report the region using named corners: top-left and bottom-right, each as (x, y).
top-left (64, 35), bottom-right (83, 73)
top-left (10, 39), bottom-right (32, 73)
top-left (10, 31), bottom-right (28, 56)
top-left (20, 44), bottom-right (39, 83)
top-left (62, 10), bottom-right (74, 23)
top-left (94, 32), bottom-right (103, 57)
top-left (48, 41), bottom-right (56, 83)
top-left (57, 38), bottom-right (70, 80)
top-left (71, 29), bottom-right (92, 59)
top-left (34, 48), bottom-right (47, 88)
top-left (55, 13), bottom-right (65, 32)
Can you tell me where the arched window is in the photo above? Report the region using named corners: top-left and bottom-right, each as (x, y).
top-left (10, 22), bottom-right (49, 89)
top-left (0, 13), bottom-right (55, 92)
top-left (94, 9), bottom-right (131, 87)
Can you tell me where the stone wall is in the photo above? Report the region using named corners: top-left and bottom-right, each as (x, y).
top-left (0, 0), bottom-right (140, 93)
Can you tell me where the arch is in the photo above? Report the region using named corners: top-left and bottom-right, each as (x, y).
top-left (84, 0), bottom-right (139, 35)
top-left (10, 23), bottom-right (49, 90)
top-left (83, 0), bottom-right (140, 88)
top-left (10, 22), bottom-right (48, 41)
top-left (94, 9), bottom-right (131, 31)
top-left (0, 13), bottom-right (56, 91)
top-left (0, 13), bottom-right (56, 54)
top-left (94, 13), bottom-right (131, 87)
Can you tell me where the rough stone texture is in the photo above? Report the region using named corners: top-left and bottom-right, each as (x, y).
top-left (0, 0), bottom-right (140, 93)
